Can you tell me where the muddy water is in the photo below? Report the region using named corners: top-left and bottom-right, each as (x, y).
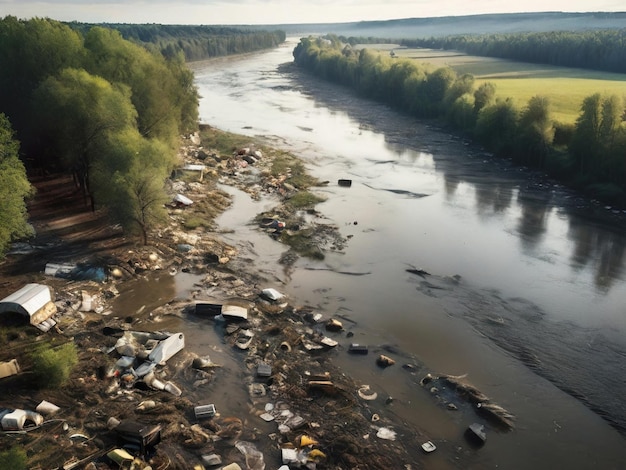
top-left (116, 40), bottom-right (626, 468)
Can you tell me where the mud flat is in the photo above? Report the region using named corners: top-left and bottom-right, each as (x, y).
top-left (0, 127), bottom-right (511, 469)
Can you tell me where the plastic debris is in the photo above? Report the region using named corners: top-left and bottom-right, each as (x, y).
top-left (357, 385), bottom-right (378, 401)
top-left (376, 427), bottom-right (397, 440)
top-left (349, 343), bottom-right (369, 354)
top-left (261, 288), bottom-right (284, 301)
top-left (235, 441), bottom-right (265, 470)
top-left (421, 441), bottom-right (437, 453)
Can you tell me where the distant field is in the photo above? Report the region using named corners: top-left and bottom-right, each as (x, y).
top-left (383, 47), bottom-right (626, 124)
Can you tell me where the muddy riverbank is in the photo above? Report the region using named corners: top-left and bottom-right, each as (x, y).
top-left (0, 128), bottom-right (471, 469)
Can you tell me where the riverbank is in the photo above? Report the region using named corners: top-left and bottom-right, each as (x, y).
top-left (0, 127), bottom-right (440, 469)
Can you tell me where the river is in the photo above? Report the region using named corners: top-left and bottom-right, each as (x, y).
top-left (187, 39), bottom-right (626, 469)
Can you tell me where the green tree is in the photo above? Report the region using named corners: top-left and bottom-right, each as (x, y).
top-left (422, 67), bottom-right (457, 117)
top-left (0, 113), bottom-right (34, 258)
top-left (517, 95), bottom-right (554, 167)
top-left (0, 17), bottom-right (84, 159)
top-left (34, 68), bottom-right (137, 207)
top-left (473, 82), bottom-right (496, 115)
top-left (92, 130), bottom-right (173, 245)
top-left (31, 342), bottom-right (78, 389)
top-left (84, 26), bottom-right (198, 147)
top-left (475, 98), bottom-right (519, 156)
top-left (571, 93), bottom-right (603, 176)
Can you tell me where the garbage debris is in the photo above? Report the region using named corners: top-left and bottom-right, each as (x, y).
top-left (325, 318), bottom-right (343, 331)
top-left (376, 354), bottom-right (396, 367)
top-left (113, 420), bottom-right (162, 458)
top-left (421, 441), bottom-right (437, 453)
top-left (173, 193), bottom-right (194, 206)
top-left (376, 427), bottom-right (397, 440)
top-left (357, 385), bottom-right (378, 401)
top-left (338, 179), bottom-right (353, 187)
top-left (261, 287), bottom-right (285, 301)
top-left (257, 362), bottom-right (272, 378)
top-left (0, 408), bottom-right (44, 431)
top-left (202, 453), bottom-right (222, 466)
top-left (235, 441), bottom-right (265, 470)
top-left (36, 400), bottom-right (60, 416)
top-left (349, 343), bottom-right (369, 354)
top-left (0, 359), bottom-right (20, 379)
top-left (235, 329), bottom-right (255, 350)
top-left (466, 422), bottom-right (487, 445)
top-left (0, 283), bottom-right (57, 330)
top-left (195, 404), bottom-right (217, 419)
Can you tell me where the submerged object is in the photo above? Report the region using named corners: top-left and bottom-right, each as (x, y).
top-left (466, 422), bottom-right (487, 445)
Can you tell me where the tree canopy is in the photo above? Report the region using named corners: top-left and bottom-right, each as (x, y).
top-left (0, 114), bottom-right (33, 258)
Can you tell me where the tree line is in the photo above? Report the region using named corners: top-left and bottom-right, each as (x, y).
top-left (399, 30), bottom-right (626, 75)
top-left (70, 23), bottom-right (286, 61)
top-left (293, 35), bottom-right (626, 205)
top-left (0, 17), bottom-right (288, 258)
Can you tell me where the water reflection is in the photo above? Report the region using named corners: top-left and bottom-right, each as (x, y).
top-left (287, 65), bottom-right (626, 295)
top-left (568, 218), bottom-right (626, 291)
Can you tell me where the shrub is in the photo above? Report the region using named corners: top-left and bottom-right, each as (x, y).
top-left (31, 342), bottom-right (78, 389)
top-left (0, 447), bottom-right (28, 469)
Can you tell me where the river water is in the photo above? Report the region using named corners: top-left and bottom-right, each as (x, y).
top-left (186, 40), bottom-right (626, 469)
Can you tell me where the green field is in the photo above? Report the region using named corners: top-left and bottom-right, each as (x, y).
top-left (387, 47), bottom-right (626, 124)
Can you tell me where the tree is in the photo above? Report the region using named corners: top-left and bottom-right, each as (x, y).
top-left (517, 95), bottom-right (554, 167)
top-left (0, 17), bottom-right (85, 154)
top-left (0, 114), bottom-right (34, 258)
top-left (84, 26), bottom-right (198, 147)
top-left (92, 130), bottom-right (173, 245)
top-left (570, 93), bottom-right (603, 176)
top-left (473, 82), bottom-right (496, 115)
top-left (475, 98), bottom-right (519, 156)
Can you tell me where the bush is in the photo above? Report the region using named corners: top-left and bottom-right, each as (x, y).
top-left (31, 342), bottom-right (78, 389)
top-left (0, 447), bottom-right (28, 470)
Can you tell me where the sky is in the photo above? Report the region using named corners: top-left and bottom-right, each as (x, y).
top-left (0, 0), bottom-right (624, 25)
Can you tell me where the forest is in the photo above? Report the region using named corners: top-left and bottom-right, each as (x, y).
top-left (69, 23), bottom-right (286, 61)
top-left (293, 35), bottom-right (626, 207)
top-left (399, 29), bottom-right (626, 74)
top-left (0, 16), bottom-right (286, 258)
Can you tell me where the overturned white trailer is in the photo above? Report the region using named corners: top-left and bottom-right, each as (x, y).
top-left (0, 283), bottom-right (57, 331)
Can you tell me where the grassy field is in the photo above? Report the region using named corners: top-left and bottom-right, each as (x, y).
top-left (386, 47), bottom-right (626, 124)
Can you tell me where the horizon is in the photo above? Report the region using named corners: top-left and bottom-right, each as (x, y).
top-left (1, 1), bottom-right (625, 26)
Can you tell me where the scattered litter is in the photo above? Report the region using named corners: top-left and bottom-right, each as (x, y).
top-left (338, 179), bottom-right (353, 187)
top-left (260, 413), bottom-right (275, 422)
top-left (36, 400), bottom-right (60, 416)
top-left (235, 441), bottom-right (265, 470)
top-left (0, 359), bottom-right (20, 379)
top-left (195, 404), bottom-right (217, 419)
top-left (357, 385), bottom-right (378, 401)
top-left (349, 343), bottom-right (369, 354)
top-left (325, 318), bottom-right (343, 332)
top-left (257, 362), bottom-right (272, 378)
top-left (235, 330), bottom-right (255, 350)
top-left (261, 288), bottom-right (284, 301)
top-left (376, 427), bottom-right (397, 441)
top-left (201, 453), bottom-right (222, 466)
top-left (466, 422), bottom-right (487, 445)
top-left (320, 336), bottom-right (338, 347)
top-left (377, 354), bottom-right (395, 367)
top-left (421, 441), bottom-right (437, 452)
top-left (0, 408), bottom-right (44, 431)
top-left (173, 193), bottom-right (194, 206)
